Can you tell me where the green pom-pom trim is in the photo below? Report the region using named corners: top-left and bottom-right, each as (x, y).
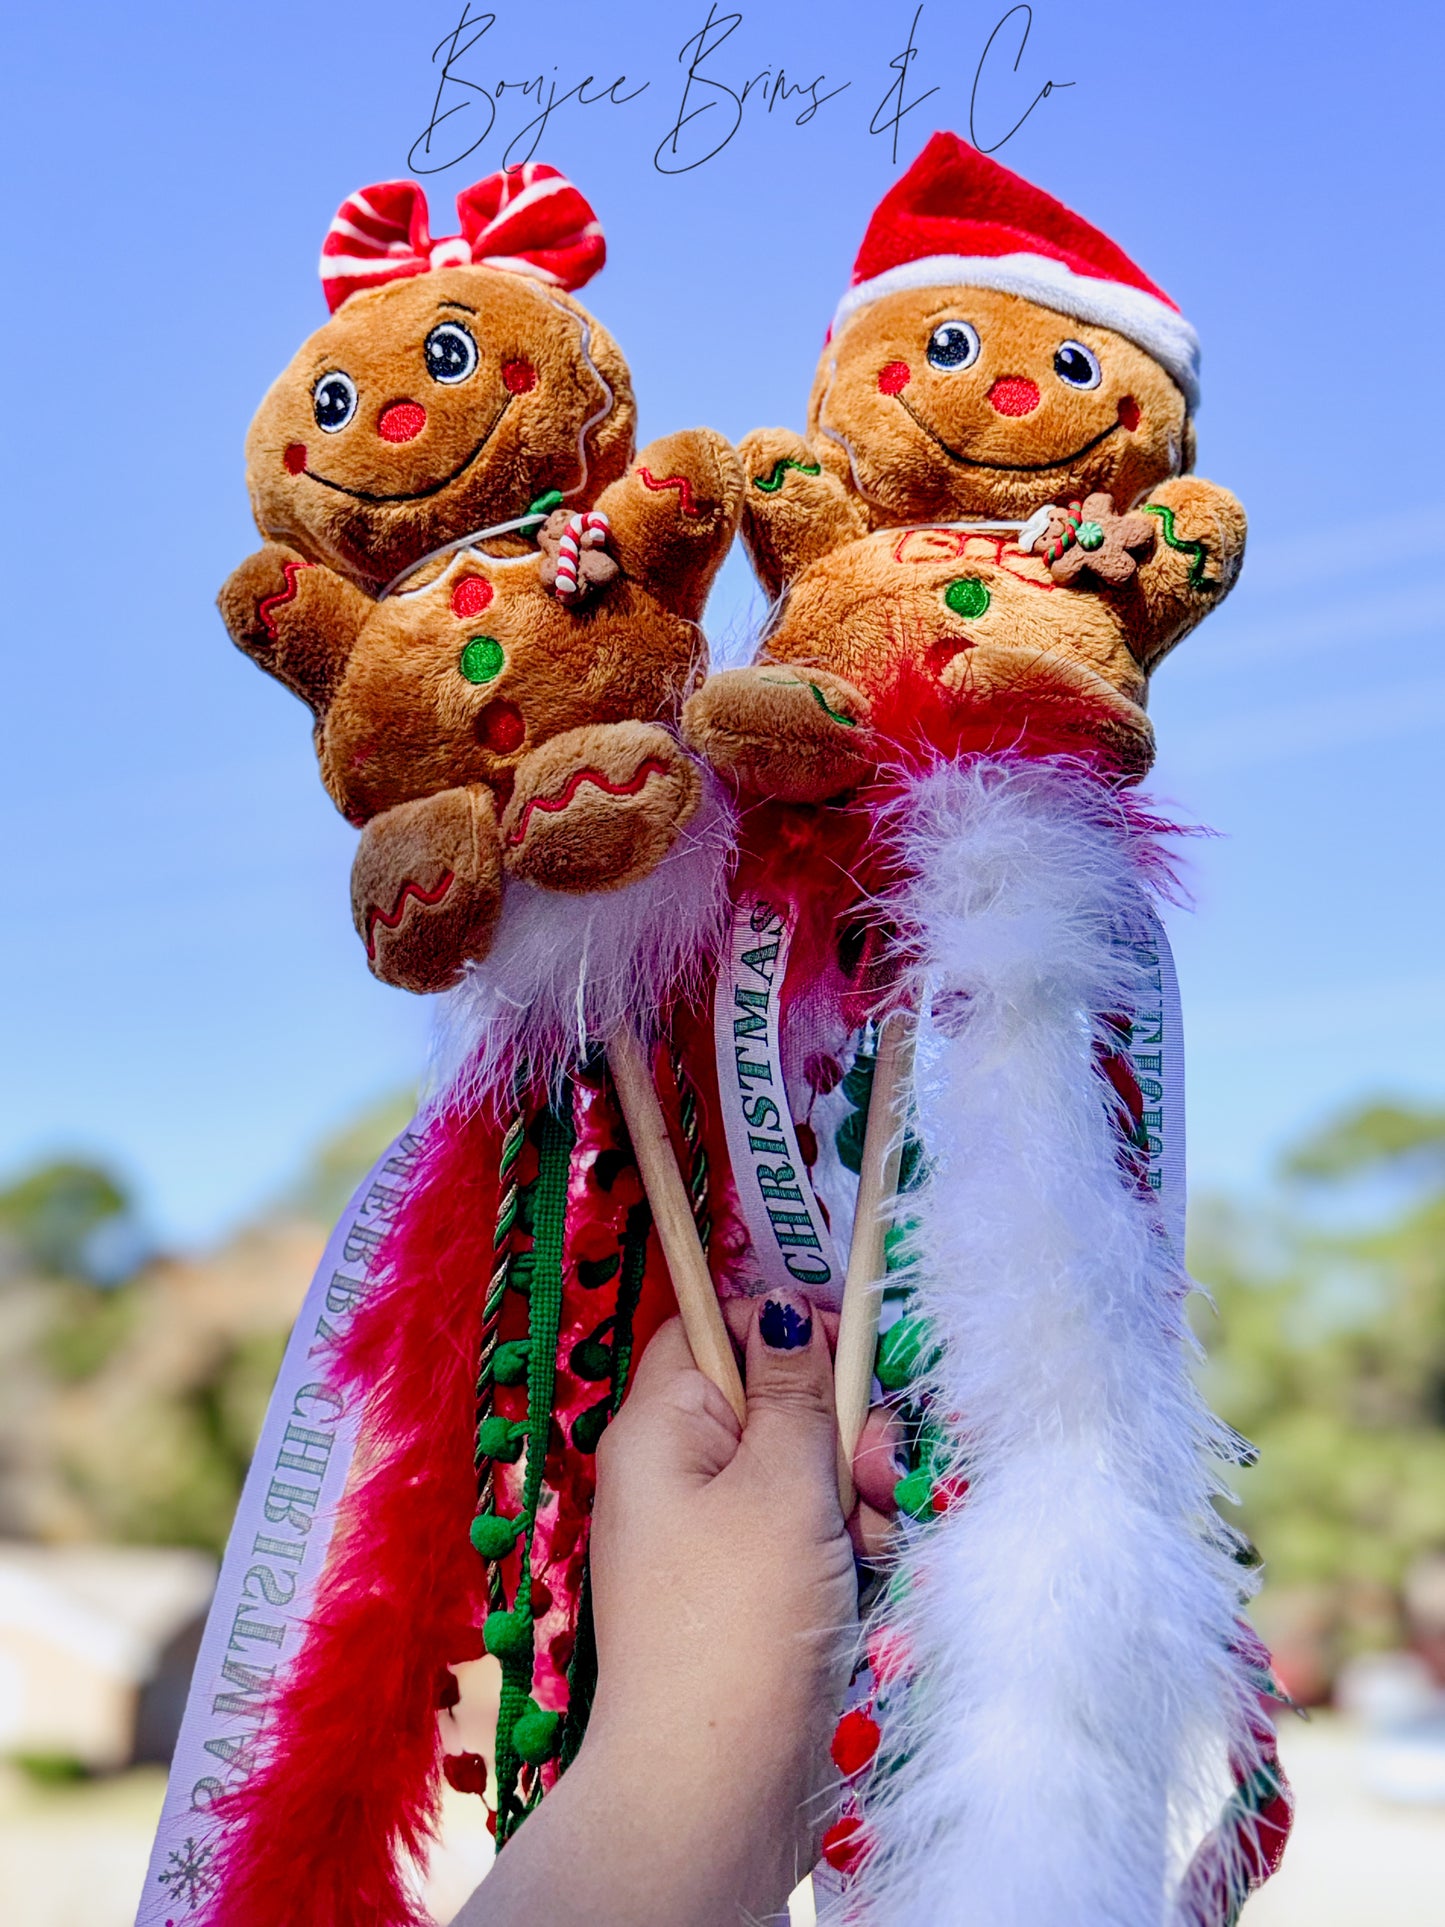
top-left (876, 1314), bottom-right (935, 1392)
top-left (508, 1250), bottom-right (535, 1296)
top-left (512, 1700), bottom-right (562, 1765)
top-left (476, 1415), bottom-right (527, 1462)
top-left (483, 1608), bottom-right (533, 1662)
top-left (469, 1511), bottom-right (520, 1559)
top-left (944, 576), bottom-right (991, 619)
top-left (576, 1253), bottom-right (620, 1290)
top-left (569, 1337), bottom-right (613, 1382)
top-left (492, 1339), bottom-right (532, 1386)
top-left (571, 1397), bottom-right (611, 1455)
top-left (894, 1466), bottom-right (935, 1521)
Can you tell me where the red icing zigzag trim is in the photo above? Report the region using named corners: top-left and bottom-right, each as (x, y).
top-left (508, 759), bottom-right (671, 846)
top-left (636, 468), bottom-right (702, 517)
top-left (257, 559), bottom-right (316, 638)
top-left (365, 870), bottom-right (457, 958)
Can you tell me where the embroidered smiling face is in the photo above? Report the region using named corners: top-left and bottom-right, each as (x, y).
top-left (245, 267), bottom-right (634, 592)
top-left (808, 285), bottom-right (1191, 526)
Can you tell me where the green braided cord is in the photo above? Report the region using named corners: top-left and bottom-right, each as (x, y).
top-left (493, 1095), bottom-right (574, 1844)
top-left (609, 1200), bottom-right (652, 1418)
top-left (751, 455), bottom-right (822, 493)
top-left (554, 1564), bottom-right (598, 1773)
top-left (669, 1048), bottom-right (712, 1254)
top-left (1141, 501), bottom-right (1216, 592)
top-left (472, 1080), bottom-right (528, 1611)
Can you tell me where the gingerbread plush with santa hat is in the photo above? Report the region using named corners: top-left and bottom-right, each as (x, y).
top-left (220, 165), bottom-right (741, 993)
top-left (685, 132), bottom-right (1244, 792)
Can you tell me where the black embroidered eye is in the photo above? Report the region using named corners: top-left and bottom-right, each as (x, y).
top-left (425, 322), bottom-right (479, 384)
top-left (926, 321), bottom-right (981, 372)
top-left (1054, 341), bottom-right (1102, 389)
top-left (312, 372), bottom-right (357, 432)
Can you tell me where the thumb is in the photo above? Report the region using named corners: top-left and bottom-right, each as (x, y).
top-left (738, 1292), bottom-right (838, 1477)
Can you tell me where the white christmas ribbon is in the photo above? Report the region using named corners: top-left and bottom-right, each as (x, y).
top-left (713, 896), bottom-right (843, 1307)
top-left (1135, 906), bottom-right (1187, 1259)
top-left (135, 1126), bottom-right (424, 1926)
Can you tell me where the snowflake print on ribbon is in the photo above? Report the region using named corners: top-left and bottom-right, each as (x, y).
top-left (157, 1834), bottom-right (218, 1913)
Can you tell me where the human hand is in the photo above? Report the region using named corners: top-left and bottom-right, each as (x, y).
top-left (463, 1293), bottom-right (900, 1927)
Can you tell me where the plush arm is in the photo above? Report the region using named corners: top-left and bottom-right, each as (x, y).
top-left (595, 430), bottom-right (744, 624)
top-left (1126, 476), bottom-right (1248, 670)
top-left (737, 428), bottom-right (869, 603)
top-left (217, 542), bottom-right (374, 717)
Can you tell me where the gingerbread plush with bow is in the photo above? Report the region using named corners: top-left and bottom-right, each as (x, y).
top-left (684, 133), bottom-right (1245, 795)
top-left (220, 167), bottom-right (741, 993)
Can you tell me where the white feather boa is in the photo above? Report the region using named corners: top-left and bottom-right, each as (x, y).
top-left (428, 776), bottom-right (734, 1109)
top-left (831, 757), bottom-right (1268, 1927)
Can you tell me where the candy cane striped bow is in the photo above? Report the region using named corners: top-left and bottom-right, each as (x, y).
top-left (320, 164), bottom-right (605, 314)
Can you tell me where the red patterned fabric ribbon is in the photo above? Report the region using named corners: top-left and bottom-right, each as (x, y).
top-left (320, 164), bottom-right (605, 313)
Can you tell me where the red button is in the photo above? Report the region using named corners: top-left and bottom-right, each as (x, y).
top-left (477, 700), bottom-right (525, 753)
top-left (451, 575), bottom-right (493, 618)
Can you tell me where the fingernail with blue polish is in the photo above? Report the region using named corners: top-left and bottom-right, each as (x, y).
top-left (760, 1296), bottom-right (813, 1350)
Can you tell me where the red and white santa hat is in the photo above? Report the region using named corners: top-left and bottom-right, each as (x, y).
top-left (833, 134), bottom-right (1200, 410)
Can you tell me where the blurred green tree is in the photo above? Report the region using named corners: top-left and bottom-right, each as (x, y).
top-left (1193, 1099), bottom-right (1445, 1657)
top-left (0, 1160), bottom-right (141, 1283)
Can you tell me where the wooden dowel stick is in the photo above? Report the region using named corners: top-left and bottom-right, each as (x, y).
top-left (607, 1026), bottom-right (747, 1425)
top-left (834, 1010), bottom-right (916, 1511)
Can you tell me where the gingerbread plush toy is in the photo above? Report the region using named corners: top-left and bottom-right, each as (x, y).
top-left (685, 133), bottom-right (1243, 796)
top-left (220, 167), bottom-right (740, 993)
top-left (168, 171), bottom-right (746, 1927)
top-left (675, 139), bottom-right (1290, 1927)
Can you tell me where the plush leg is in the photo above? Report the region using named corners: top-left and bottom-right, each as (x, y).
top-left (500, 722), bottom-right (701, 893)
top-left (682, 664), bottom-right (875, 803)
top-left (352, 786), bottom-right (503, 994)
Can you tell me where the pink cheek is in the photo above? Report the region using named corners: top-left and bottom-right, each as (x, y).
top-left (284, 443), bottom-right (307, 474)
top-left (1117, 395), bottom-right (1140, 432)
top-left (878, 361), bottom-right (911, 395)
top-left (502, 359), bottom-right (537, 394)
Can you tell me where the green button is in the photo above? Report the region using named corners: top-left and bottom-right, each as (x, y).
top-left (460, 636), bottom-right (505, 684)
top-left (1076, 521), bottom-right (1105, 551)
top-left (944, 577), bottom-right (991, 619)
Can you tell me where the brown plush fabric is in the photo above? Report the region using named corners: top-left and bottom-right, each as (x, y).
top-left (500, 721), bottom-right (702, 892)
top-left (216, 542), bottom-right (374, 716)
top-left (244, 267), bottom-right (635, 595)
top-left (310, 435), bottom-right (739, 831)
top-left (805, 287), bottom-right (1190, 532)
top-left (351, 786), bottom-right (503, 995)
top-left (220, 267), bottom-right (742, 991)
top-left (690, 283), bottom-right (1244, 787)
top-left (682, 665), bottom-right (874, 805)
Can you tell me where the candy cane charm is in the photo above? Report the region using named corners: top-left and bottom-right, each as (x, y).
top-left (552, 509), bottom-right (611, 602)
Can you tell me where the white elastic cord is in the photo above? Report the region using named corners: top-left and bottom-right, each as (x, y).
top-left (379, 510), bottom-right (550, 601)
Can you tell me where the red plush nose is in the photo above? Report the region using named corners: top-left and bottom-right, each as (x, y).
top-left (987, 377), bottom-right (1041, 417)
top-left (378, 401), bottom-right (427, 443)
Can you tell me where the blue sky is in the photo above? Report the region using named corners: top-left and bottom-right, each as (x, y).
top-left (2, 0), bottom-right (1442, 1244)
